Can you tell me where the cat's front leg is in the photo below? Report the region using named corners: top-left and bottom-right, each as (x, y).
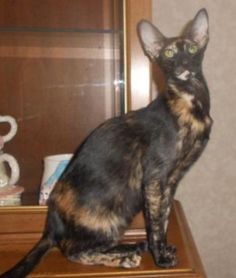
top-left (143, 180), bottom-right (177, 268)
top-left (162, 139), bottom-right (210, 237)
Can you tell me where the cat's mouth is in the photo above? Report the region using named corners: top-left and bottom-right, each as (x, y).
top-left (175, 68), bottom-right (195, 81)
top-left (176, 70), bottom-right (190, 81)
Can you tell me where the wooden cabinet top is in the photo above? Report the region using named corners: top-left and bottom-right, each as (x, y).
top-left (0, 201), bottom-right (207, 278)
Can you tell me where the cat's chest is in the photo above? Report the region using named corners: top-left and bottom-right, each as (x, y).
top-left (167, 85), bottom-right (212, 153)
top-left (174, 112), bottom-right (212, 158)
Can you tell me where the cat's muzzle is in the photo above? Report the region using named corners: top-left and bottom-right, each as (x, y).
top-left (175, 67), bottom-right (195, 81)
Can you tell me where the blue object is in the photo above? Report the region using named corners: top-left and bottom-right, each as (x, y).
top-left (44, 160), bottom-right (69, 187)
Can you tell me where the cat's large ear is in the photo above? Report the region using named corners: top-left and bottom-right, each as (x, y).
top-left (184, 9), bottom-right (209, 48)
top-left (138, 20), bottom-right (166, 60)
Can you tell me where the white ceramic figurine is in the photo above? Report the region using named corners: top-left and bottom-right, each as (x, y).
top-left (0, 115), bottom-right (23, 206)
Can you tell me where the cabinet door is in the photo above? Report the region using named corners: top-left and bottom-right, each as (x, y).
top-left (0, 0), bottom-right (151, 205)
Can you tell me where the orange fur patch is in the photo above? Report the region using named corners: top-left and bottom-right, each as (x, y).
top-left (168, 84), bottom-right (211, 135)
top-left (76, 205), bottom-right (126, 237)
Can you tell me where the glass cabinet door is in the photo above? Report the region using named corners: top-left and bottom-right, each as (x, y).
top-left (0, 0), bottom-right (124, 204)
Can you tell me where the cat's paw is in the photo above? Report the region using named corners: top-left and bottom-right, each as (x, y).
top-left (150, 242), bottom-right (177, 268)
top-left (157, 243), bottom-right (177, 268)
top-left (120, 253), bottom-right (142, 268)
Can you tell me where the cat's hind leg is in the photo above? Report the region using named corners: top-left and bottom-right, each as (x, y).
top-left (68, 242), bottom-right (147, 268)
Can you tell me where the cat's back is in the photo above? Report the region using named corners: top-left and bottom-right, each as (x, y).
top-left (74, 96), bottom-right (177, 166)
top-left (63, 97), bottom-right (178, 189)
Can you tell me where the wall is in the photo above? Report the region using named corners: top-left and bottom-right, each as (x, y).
top-left (152, 1), bottom-right (236, 278)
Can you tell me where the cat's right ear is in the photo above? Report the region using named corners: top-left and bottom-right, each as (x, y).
top-left (184, 9), bottom-right (209, 49)
top-left (138, 20), bottom-right (166, 61)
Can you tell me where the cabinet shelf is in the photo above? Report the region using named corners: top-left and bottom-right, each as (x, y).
top-left (0, 27), bottom-right (121, 34)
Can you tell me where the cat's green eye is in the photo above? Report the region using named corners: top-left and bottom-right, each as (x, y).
top-left (187, 44), bottom-right (198, 54)
top-left (164, 49), bottom-right (175, 58)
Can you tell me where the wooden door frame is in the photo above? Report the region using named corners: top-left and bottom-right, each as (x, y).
top-left (124, 0), bottom-right (152, 112)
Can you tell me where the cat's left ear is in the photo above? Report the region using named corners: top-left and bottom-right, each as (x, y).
top-left (184, 8), bottom-right (209, 48)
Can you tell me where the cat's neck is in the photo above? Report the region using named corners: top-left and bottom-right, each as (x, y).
top-left (165, 73), bottom-right (211, 117)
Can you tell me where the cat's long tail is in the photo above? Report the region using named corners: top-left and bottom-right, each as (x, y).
top-left (0, 235), bottom-right (55, 278)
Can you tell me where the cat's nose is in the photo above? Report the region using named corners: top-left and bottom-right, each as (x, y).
top-left (175, 66), bottom-right (190, 81)
top-left (182, 59), bottom-right (189, 66)
top-left (175, 66), bottom-right (185, 75)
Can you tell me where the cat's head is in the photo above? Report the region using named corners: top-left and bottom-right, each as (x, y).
top-left (138, 9), bottom-right (209, 82)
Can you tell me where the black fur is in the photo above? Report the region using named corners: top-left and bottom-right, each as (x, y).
top-left (0, 9), bottom-right (212, 277)
top-left (1, 236), bottom-right (54, 277)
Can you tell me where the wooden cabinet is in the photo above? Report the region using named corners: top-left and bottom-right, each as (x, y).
top-left (0, 1), bottom-right (207, 278)
top-left (0, 201), bottom-right (207, 278)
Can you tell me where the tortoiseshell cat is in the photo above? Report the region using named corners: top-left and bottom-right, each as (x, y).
top-left (1, 9), bottom-right (212, 278)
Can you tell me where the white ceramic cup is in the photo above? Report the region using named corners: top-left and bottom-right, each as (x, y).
top-left (39, 154), bottom-right (73, 205)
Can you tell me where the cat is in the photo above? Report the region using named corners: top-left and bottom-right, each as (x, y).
top-left (0, 8), bottom-right (212, 278)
